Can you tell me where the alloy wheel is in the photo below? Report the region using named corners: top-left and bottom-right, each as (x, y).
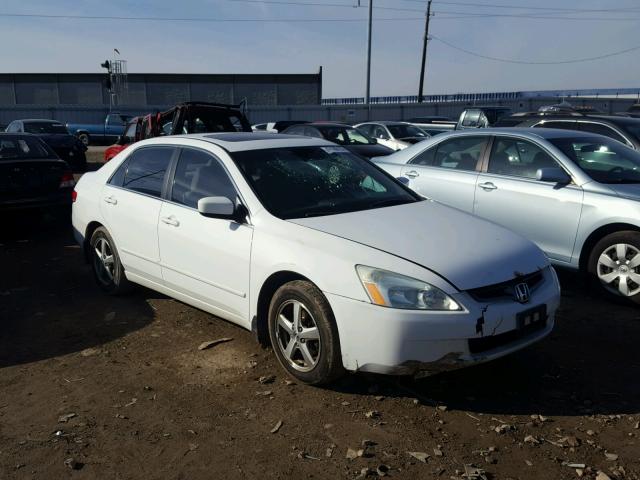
top-left (275, 299), bottom-right (321, 372)
top-left (93, 236), bottom-right (115, 285)
top-left (597, 243), bottom-right (640, 297)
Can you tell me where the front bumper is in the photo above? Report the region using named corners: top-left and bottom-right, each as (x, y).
top-left (326, 267), bottom-right (561, 376)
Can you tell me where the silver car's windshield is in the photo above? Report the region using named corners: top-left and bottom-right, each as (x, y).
top-left (549, 136), bottom-right (640, 184)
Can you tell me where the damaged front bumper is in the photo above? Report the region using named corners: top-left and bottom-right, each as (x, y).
top-left (325, 267), bottom-right (560, 376)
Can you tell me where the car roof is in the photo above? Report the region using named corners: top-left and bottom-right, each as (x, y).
top-left (310, 122), bottom-right (354, 127)
top-left (361, 121), bottom-right (410, 126)
top-left (436, 127), bottom-right (603, 140)
top-left (164, 132), bottom-right (335, 152)
top-left (14, 119), bottom-right (63, 123)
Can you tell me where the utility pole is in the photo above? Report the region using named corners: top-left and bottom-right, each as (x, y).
top-left (365, 0), bottom-right (373, 118)
top-left (417, 0), bottom-right (432, 103)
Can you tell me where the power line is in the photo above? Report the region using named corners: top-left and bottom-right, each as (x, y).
top-left (432, 35), bottom-right (640, 64)
top-left (227, 0), bottom-right (424, 12)
top-left (0, 12), bottom-right (422, 22)
top-left (433, 10), bottom-right (640, 20)
top-left (408, 0), bottom-right (640, 13)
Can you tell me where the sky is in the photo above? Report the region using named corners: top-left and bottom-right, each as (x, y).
top-left (1, 0), bottom-right (639, 99)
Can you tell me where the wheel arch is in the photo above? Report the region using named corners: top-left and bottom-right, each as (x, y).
top-left (253, 270), bottom-right (315, 347)
top-left (83, 221), bottom-right (104, 263)
top-left (578, 223), bottom-right (640, 271)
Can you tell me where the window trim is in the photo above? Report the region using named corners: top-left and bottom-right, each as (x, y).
top-left (481, 134), bottom-right (576, 185)
top-left (409, 135), bottom-right (490, 172)
top-left (534, 119), bottom-right (634, 148)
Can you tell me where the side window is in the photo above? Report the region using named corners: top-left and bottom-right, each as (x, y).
top-left (358, 125), bottom-right (373, 136)
top-left (285, 126), bottom-right (304, 135)
top-left (536, 121), bottom-right (578, 131)
top-left (122, 147), bottom-right (174, 197)
top-left (304, 127), bottom-right (323, 138)
top-left (171, 148), bottom-right (237, 209)
top-left (578, 122), bottom-right (628, 145)
top-left (488, 137), bottom-right (559, 179)
top-left (107, 114), bottom-right (125, 126)
top-left (123, 123), bottom-right (137, 140)
top-left (6, 122), bottom-right (19, 132)
top-left (409, 145), bottom-right (436, 166)
top-left (427, 137), bottom-right (486, 171)
top-left (373, 126), bottom-right (389, 139)
top-left (461, 110), bottom-right (481, 127)
top-left (109, 159), bottom-right (129, 187)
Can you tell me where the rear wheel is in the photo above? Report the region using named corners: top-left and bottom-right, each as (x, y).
top-left (89, 227), bottom-right (132, 295)
top-left (78, 133), bottom-right (90, 146)
top-left (268, 280), bottom-right (344, 385)
top-left (587, 231), bottom-right (640, 304)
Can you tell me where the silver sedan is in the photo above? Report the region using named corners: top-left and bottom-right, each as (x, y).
top-left (374, 128), bottom-right (640, 304)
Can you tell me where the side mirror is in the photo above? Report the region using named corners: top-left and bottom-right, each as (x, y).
top-left (396, 176), bottom-right (410, 186)
top-left (536, 167), bottom-right (571, 184)
top-left (197, 196), bottom-right (247, 223)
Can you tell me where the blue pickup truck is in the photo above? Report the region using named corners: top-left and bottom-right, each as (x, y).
top-left (66, 113), bottom-right (132, 146)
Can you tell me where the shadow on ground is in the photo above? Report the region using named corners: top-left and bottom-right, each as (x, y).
top-left (0, 213), bottom-right (156, 367)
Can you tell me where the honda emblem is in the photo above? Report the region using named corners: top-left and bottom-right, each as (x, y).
top-left (514, 283), bottom-right (530, 304)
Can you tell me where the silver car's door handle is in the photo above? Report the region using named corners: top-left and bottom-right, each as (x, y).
top-left (478, 182), bottom-right (498, 191)
top-left (103, 196), bottom-right (117, 205)
top-left (404, 170), bottom-right (420, 179)
top-left (160, 216), bottom-right (180, 227)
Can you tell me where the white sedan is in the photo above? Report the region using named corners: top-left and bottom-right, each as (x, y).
top-left (72, 133), bottom-right (561, 385)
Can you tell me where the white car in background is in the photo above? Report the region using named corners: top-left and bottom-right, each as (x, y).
top-left (356, 121), bottom-right (431, 151)
top-left (72, 133), bottom-right (560, 384)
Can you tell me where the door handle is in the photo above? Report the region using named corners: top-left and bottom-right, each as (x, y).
top-left (103, 196), bottom-right (117, 205)
top-left (404, 170), bottom-right (420, 179)
top-left (478, 182), bottom-right (497, 191)
top-left (160, 216), bottom-right (180, 227)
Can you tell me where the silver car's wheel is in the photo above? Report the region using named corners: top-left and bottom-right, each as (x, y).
top-left (597, 243), bottom-right (640, 297)
top-left (274, 299), bottom-right (321, 372)
top-left (93, 236), bottom-right (115, 286)
top-left (89, 227), bottom-right (133, 295)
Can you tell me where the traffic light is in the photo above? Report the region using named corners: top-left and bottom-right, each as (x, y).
top-left (100, 60), bottom-right (111, 71)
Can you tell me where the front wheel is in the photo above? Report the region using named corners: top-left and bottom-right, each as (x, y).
top-left (268, 280), bottom-right (344, 385)
top-left (587, 231), bottom-right (640, 304)
top-left (89, 227), bottom-right (133, 295)
top-left (78, 133), bottom-right (90, 146)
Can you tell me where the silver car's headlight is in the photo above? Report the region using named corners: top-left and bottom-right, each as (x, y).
top-left (356, 265), bottom-right (461, 311)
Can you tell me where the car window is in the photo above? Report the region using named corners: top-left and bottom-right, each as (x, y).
top-left (305, 127), bottom-right (324, 138)
top-left (461, 110), bottom-right (481, 127)
top-left (535, 121), bottom-right (578, 131)
top-left (412, 136), bottom-right (485, 171)
top-left (6, 122), bottom-right (20, 133)
top-left (0, 135), bottom-right (53, 160)
top-left (285, 126), bottom-right (303, 135)
top-left (578, 122), bottom-right (629, 145)
top-left (107, 114), bottom-right (126, 126)
top-left (372, 126), bottom-right (389, 140)
top-left (123, 122), bottom-right (137, 140)
top-left (254, 124), bottom-right (267, 131)
top-left (357, 125), bottom-right (373, 136)
top-left (23, 122), bottom-right (68, 134)
top-left (120, 147), bottom-right (174, 197)
top-left (488, 137), bottom-right (559, 179)
top-left (231, 146), bottom-right (419, 219)
top-left (171, 148), bottom-right (237, 209)
top-left (549, 136), bottom-right (640, 184)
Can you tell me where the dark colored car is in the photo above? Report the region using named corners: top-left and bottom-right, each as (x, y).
top-left (408, 116), bottom-right (452, 123)
top-left (282, 122), bottom-right (394, 159)
top-left (498, 114), bottom-right (640, 150)
top-left (5, 119), bottom-right (87, 171)
top-left (0, 133), bottom-right (75, 215)
top-left (156, 102), bottom-right (252, 136)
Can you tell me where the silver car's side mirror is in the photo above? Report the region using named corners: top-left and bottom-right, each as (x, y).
top-left (198, 196), bottom-right (235, 218)
top-left (536, 167), bottom-right (571, 184)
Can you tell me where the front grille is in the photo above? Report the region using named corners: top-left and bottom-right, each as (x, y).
top-left (467, 270), bottom-right (544, 302)
top-left (468, 318), bottom-right (547, 354)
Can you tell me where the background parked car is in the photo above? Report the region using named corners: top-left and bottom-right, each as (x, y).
top-left (497, 113), bottom-right (640, 150)
top-left (0, 133), bottom-right (74, 216)
top-left (373, 128), bottom-right (640, 304)
top-left (282, 122), bottom-right (393, 158)
top-left (6, 119), bottom-right (87, 171)
top-left (104, 116), bottom-right (144, 162)
top-left (355, 121), bottom-right (431, 151)
top-left (67, 112), bottom-right (132, 146)
top-left (252, 120), bottom-right (308, 133)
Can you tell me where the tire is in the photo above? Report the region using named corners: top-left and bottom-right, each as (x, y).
top-left (268, 280), bottom-right (345, 385)
top-left (587, 230), bottom-right (640, 305)
top-left (78, 133), bottom-right (90, 147)
top-left (89, 226), bottom-right (133, 295)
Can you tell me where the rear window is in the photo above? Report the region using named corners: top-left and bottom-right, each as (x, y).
top-left (0, 135), bottom-right (53, 160)
top-left (23, 122), bottom-right (68, 135)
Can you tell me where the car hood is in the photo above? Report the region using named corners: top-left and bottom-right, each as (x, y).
top-left (345, 144), bottom-right (394, 158)
top-left (607, 183), bottom-right (640, 201)
top-left (288, 200), bottom-right (548, 291)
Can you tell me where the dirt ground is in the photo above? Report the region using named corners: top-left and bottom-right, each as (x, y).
top-left (1, 180), bottom-right (639, 479)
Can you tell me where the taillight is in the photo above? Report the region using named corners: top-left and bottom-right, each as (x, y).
top-left (59, 172), bottom-right (75, 189)
top-left (71, 190), bottom-right (78, 203)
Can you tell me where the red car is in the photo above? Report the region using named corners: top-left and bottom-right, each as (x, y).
top-left (104, 116), bottom-right (145, 162)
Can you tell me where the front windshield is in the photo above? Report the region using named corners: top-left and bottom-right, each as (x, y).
top-left (0, 135), bottom-right (53, 160)
top-left (549, 136), bottom-right (640, 184)
top-left (388, 124), bottom-right (428, 139)
top-left (232, 146), bottom-right (420, 219)
top-left (23, 122), bottom-right (68, 135)
top-left (318, 126), bottom-right (375, 146)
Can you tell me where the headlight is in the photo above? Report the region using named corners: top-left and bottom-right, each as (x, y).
top-left (356, 265), bottom-right (461, 311)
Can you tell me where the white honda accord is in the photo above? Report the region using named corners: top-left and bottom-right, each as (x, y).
top-left (72, 133), bottom-right (561, 385)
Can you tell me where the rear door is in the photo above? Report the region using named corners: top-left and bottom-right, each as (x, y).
top-left (474, 135), bottom-right (583, 263)
top-left (100, 146), bottom-right (176, 284)
top-left (400, 136), bottom-right (488, 212)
